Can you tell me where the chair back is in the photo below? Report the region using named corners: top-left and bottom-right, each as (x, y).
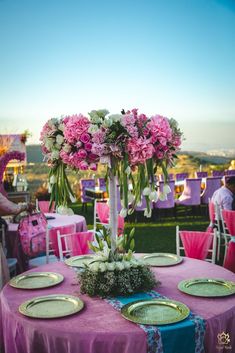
top-left (155, 181), bottom-right (175, 209)
top-left (222, 209), bottom-right (235, 236)
top-left (212, 170), bottom-right (224, 177)
top-left (57, 230), bottom-right (94, 261)
top-left (47, 223), bottom-right (76, 259)
top-left (80, 179), bottom-right (96, 203)
top-left (177, 178), bottom-right (201, 206)
top-left (176, 226), bottom-right (216, 263)
top-left (38, 200), bottom-right (55, 213)
top-left (175, 172), bottom-right (188, 181)
top-left (201, 177), bottom-right (221, 204)
top-left (98, 178), bottom-right (106, 191)
top-left (225, 170), bottom-right (235, 176)
top-left (195, 171), bottom-right (208, 178)
top-left (94, 200), bottom-right (124, 236)
top-left (158, 173), bottom-right (174, 182)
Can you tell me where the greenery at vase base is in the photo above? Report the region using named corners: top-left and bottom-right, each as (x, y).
top-left (78, 265), bottom-right (157, 297)
top-left (78, 227), bottom-right (157, 297)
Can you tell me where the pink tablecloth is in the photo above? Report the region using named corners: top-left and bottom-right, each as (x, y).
top-left (1, 258), bottom-right (235, 353)
top-left (6, 214), bottom-right (87, 272)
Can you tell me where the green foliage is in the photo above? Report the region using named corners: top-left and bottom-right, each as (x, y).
top-left (78, 265), bottom-right (157, 297)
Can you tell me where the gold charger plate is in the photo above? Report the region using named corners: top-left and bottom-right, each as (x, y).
top-left (121, 298), bottom-right (190, 325)
top-left (10, 272), bottom-right (64, 289)
top-left (141, 253), bottom-right (183, 267)
top-left (178, 278), bottom-right (235, 297)
top-left (65, 255), bottom-right (96, 268)
top-left (19, 294), bottom-right (84, 319)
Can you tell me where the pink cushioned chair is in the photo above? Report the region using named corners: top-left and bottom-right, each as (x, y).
top-left (98, 178), bottom-right (106, 191)
top-left (80, 179), bottom-right (96, 212)
top-left (195, 171), bottom-right (208, 178)
top-left (175, 172), bottom-right (189, 181)
top-left (212, 170), bottom-right (224, 177)
top-left (94, 200), bottom-right (124, 236)
top-left (201, 177), bottom-right (221, 204)
top-left (57, 231), bottom-right (94, 261)
top-left (38, 200), bottom-right (55, 213)
top-left (176, 178), bottom-right (202, 206)
top-left (221, 209), bottom-right (235, 273)
top-left (176, 226), bottom-right (217, 263)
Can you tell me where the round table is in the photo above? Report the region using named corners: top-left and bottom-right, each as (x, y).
top-left (6, 214), bottom-right (87, 272)
top-left (1, 258), bottom-right (235, 353)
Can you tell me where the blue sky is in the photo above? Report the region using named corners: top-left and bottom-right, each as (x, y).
top-left (0, 0), bottom-right (234, 151)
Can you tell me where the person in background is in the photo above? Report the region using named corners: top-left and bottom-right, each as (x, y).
top-left (0, 189), bottom-right (34, 217)
top-left (212, 176), bottom-right (235, 211)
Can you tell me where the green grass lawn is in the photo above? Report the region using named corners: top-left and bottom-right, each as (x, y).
top-left (70, 202), bottom-right (210, 255)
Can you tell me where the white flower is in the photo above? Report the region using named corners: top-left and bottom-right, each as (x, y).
top-left (45, 137), bottom-right (54, 150)
top-left (125, 166), bottom-right (131, 175)
top-left (149, 190), bottom-right (158, 202)
top-left (63, 144), bottom-right (71, 153)
top-left (128, 193), bottom-right (135, 204)
top-left (69, 193), bottom-right (77, 203)
top-left (106, 262), bottom-right (115, 271)
top-left (51, 149), bottom-right (60, 160)
top-left (47, 183), bottom-right (52, 193)
top-left (109, 114), bottom-right (122, 122)
top-left (115, 261), bottom-right (125, 271)
top-left (56, 134), bottom-right (64, 145)
top-left (99, 262), bottom-right (107, 272)
top-left (163, 184), bottom-right (171, 194)
top-left (88, 125), bottom-right (99, 134)
top-left (130, 259), bottom-right (139, 268)
top-left (159, 192), bottom-right (168, 201)
top-left (49, 175), bottom-right (57, 184)
top-left (120, 208), bottom-right (128, 218)
top-left (137, 200), bottom-right (142, 207)
top-left (143, 187), bottom-right (151, 196)
top-left (58, 123), bottom-right (64, 131)
top-left (102, 118), bottom-right (113, 128)
top-left (144, 208), bottom-right (152, 218)
top-left (89, 262), bottom-right (100, 272)
top-left (123, 261), bottom-right (131, 269)
top-left (48, 118), bottom-right (58, 128)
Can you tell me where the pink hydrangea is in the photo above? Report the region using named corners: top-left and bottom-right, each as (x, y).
top-left (127, 137), bottom-right (154, 165)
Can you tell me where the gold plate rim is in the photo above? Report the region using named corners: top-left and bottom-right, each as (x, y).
top-left (65, 255), bottom-right (96, 267)
top-left (9, 272), bottom-right (64, 289)
top-left (178, 278), bottom-right (235, 297)
top-left (141, 253), bottom-right (183, 267)
top-left (19, 294), bottom-right (84, 319)
top-left (121, 298), bottom-right (190, 325)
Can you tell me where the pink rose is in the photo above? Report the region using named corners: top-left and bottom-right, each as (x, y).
top-left (80, 133), bottom-right (91, 144)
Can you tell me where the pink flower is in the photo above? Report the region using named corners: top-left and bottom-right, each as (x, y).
top-left (90, 163), bottom-right (97, 171)
top-left (78, 161), bottom-right (89, 170)
top-left (92, 129), bottom-right (106, 144)
top-left (80, 133), bottom-right (91, 144)
top-left (63, 114), bottom-right (90, 144)
top-left (84, 142), bottom-right (92, 151)
top-left (76, 149), bottom-right (87, 159)
top-left (127, 137), bottom-right (154, 165)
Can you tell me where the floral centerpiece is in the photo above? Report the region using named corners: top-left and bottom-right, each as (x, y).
top-left (41, 108), bottom-right (182, 296)
top-left (79, 227), bottom-right (157, 297)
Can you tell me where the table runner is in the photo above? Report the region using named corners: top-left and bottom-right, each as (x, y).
top-left (106, 290), bottom-right (206, 353)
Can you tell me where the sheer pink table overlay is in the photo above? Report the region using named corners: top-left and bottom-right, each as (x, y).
top-left (0, 258), bottom-right (235, 353)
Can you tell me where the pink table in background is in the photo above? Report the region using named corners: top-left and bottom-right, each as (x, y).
top-left (1, 258), bottom-right (235, 353)
top-left (6, 213), bottom-right (87, 272)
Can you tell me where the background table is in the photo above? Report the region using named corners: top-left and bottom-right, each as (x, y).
top-left (1, 258), bottom-right (235, 353)
top-left (6, 213), bottom-right (87, 272)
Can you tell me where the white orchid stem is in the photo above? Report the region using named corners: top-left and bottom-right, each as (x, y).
top-left (109, 171), bottom-right (118, 252)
